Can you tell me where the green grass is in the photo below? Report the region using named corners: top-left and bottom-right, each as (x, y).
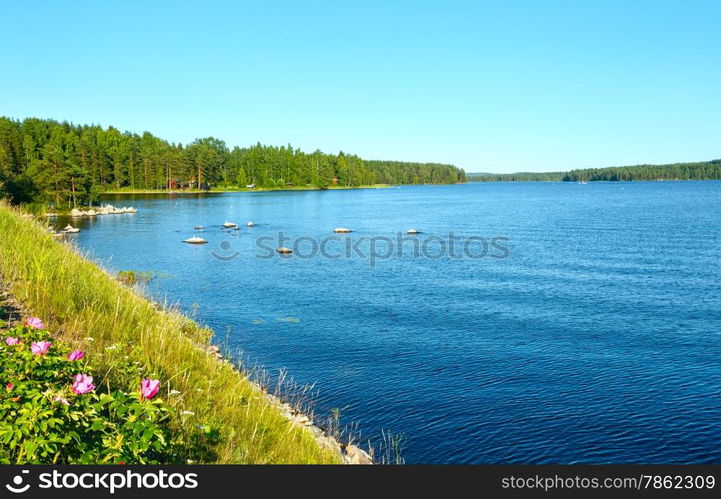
top-left (0, 201), bottom-right (341, 464)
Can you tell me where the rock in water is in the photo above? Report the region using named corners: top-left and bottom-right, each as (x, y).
top-left (183, 236), bottom-right (207, 244)
top-left (345, 445), bottom-right (373, 465)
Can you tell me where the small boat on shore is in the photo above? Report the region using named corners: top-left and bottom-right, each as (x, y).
top-left (247, 221), bottom-right (254, 227)
top-left (194, 225), bottom-right (205, 230)
top-left (407, 229), bottom-right (421, 234)
top-left (276, 247), bottom-right (293, 254)
top-left (183, 236), bottom-right (208, 244)
top-left (223, 221), bottom-right (238, 229)
top-left (334, 227), bottom-right (352, 233)
top-left (63, 225), bottom-right (80, 233)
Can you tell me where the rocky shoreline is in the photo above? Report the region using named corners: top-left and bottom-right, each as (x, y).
top-left (45, 204), bottom-right (138, 218)
top-left (2, 276), bottom-right (371, 464)
top-left (204, 345), bottom-right (373, 464)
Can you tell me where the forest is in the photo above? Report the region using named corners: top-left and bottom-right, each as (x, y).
top-left (0, 117), bottom-right (466, 208)
top-left (468, 160), bottom-right (721, 182)
top-left (468, 171), bottom-right (565, 182)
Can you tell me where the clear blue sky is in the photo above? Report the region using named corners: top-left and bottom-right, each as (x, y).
top-left (2, 1), bottom-right (719, 173)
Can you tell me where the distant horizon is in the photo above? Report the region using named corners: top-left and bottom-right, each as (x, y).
top-left (2, 1), bottom-right (720, 173)
top-left (466, 156), bottom-right (721, 176)
top-left (5, 113), bottom-right (719, 177)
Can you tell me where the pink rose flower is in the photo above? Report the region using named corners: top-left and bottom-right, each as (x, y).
top-left (140, 378), bottom-right (160, 400)
top-left (24, 317), bottom-right (45, 329)
top-left (5, 382), bottom-right (13, 392)
top-left (67, 350), bottom-right (85, 361)
top-left (5, 337), bottom-right (19, 346)
top-left (71, 374), bottom-right (95, 395)
top-left (31, 341), bottom-right (52, 356)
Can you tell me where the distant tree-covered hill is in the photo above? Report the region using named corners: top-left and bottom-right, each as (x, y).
top-left (467, 171), bottom-right (565, 182)
top-left (365, 160), bottom-right (465, 185)
top-left (562, 160), bottom-right (721, 181)
top-left (468, 160), bottom-right (721, 182)
top-left (0, 117), bottom-right (465, 207)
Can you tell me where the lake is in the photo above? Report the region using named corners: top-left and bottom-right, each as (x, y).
top-left (62, 181), bottom-right (721, 464)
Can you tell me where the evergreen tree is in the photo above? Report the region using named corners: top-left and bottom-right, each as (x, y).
top-left (0, 116), bottom-right (468, 205)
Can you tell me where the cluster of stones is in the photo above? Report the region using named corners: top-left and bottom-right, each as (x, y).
top-left (69, 204), bottom-right (137, 217)
top-left (268, 395), bottom-right (374, 465)
top-left (203, 344), bottom-right (373, 464)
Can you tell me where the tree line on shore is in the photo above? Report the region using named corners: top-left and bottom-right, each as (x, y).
top-left (0, 117), bottom-right (466, 207)
top-left (468, 171), bottom-right (566, 182)
top-left (468, 160), bottom-right (721, 182)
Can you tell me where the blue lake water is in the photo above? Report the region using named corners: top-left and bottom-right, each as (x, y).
top-left (65, 182), bottom-right (721, 464)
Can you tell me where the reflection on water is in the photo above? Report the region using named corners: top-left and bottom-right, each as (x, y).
top-left (65, 182), bottom-right (721, 464)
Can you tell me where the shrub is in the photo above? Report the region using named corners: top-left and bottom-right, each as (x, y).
top-left (0, 318), bottom-right (176, 464)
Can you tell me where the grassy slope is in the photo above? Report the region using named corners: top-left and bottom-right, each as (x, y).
top-left (0, 201), bottom-right (340, 464)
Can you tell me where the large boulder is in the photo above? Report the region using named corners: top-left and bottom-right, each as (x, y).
top-left (345, 445), bottom-right (373, 465)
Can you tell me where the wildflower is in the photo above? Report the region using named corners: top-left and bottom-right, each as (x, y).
top-left (105, 345), bottom-right (117, 350)
top-left (180, 410), bottom-right (195, 416)
top-left (31, 341), bottom-right (52, 356)
top-left (67, 350), bottom-right (85, 361)
top-left (85, 337), bottom-right (95, 342)
top-left (5, 337), bottom-right (19, 346)
top-left (24, 317), bottom-right (45, 329)
top-left (5, 382), bottom-right (13, 392)
top-left (53, 395), bottom-right (70, 406)
top-left (72, 374), bottom-right (95, 395)
top-left (170, 389), bottom-right (181, 395)
top-left (140, 378), bottom-right (160, 400)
